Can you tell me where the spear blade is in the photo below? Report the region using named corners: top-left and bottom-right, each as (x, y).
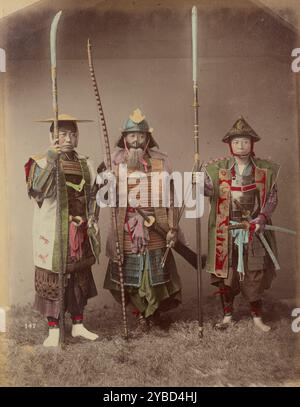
top-left (192, 6), bottom-right (198, 83)
top-left (50, 11), bottom-right (62, 142)
top-left (50, 11), bottom-right (62, 68)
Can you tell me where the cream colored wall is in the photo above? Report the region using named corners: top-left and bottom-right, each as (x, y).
top-left (0, 0), bottom-right (40, 18)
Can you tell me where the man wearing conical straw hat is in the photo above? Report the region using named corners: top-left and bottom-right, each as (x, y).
top-left (204, 116), bottom-right (280, 332)
top-left (25, 114), bottom-right (100, 346)
top-left (100, 108), bottom-right (182, 333)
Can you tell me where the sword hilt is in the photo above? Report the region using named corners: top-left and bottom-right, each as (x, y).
top-left (161, 246), bottom-right (171, 268)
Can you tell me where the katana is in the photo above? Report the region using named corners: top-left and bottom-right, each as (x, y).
top-left (228, 222), bottom-right (296, 235)
top-left (135, 207), bottom-right (198, 269)
top-left (192, 6), bottom-right (204, 337)
top-left (50, 10), bottom-right (65, 344)
top-left (232, 201), bottom-right (286, 271)
top-left (160, 160), bottom-right (203, 268)
top-left (228, 220), bottom-right (296, 271)
top-left (87, 39), bottom-right (128, 339)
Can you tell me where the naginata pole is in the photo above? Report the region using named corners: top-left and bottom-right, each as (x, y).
top-left (192, 6), bottom-right (204, 337)
top-left (50, 11), bottom-right (65, 344)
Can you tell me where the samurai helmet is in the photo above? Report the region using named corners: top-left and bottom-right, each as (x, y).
top-left (222, 116), bottom-right (260, 143)
top-left (116, 108), bottom-right (159, 148)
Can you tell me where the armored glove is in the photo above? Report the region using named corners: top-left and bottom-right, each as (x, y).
top-left (46, 144), bottom-right (60, 164)
top-left (250, 214), bottom-right (267, 233)
top-left (166, 229), bottom-right (178, 248)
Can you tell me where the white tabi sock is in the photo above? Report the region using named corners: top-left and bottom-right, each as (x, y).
top-left (214, 314), bottom-right (233, 329)
top-left (43, 328), bottom-right (60, 347)
top-left (253, 316), bottom-right (271, 332)
top-left (222, 314), bottom-right (233, 324)
top-left (71, 323), bottom-right (99, 341)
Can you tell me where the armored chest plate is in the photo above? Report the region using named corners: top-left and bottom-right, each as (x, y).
top-left (230, 167), bottom-right (260, 221)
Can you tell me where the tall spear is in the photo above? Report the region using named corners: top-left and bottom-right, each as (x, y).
top-left (192, 6), bottom-right (203, 337)
top-left (87, 39), bottom-right (128, 339)
top-left (50, 10), bottom-right (65, 344)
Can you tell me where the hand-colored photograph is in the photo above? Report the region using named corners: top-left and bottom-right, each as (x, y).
top-left (0, 0), bottom-right (299, 388)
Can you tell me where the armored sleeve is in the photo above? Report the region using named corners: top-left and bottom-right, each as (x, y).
top-left (88, 178), bottom-right (100, 222)
top-left (167, 179), bottom-right (179, 231)
top-left (204, 170), bottom-right (214, 197)
top-left (25, 158), bottom-right (56, 206)
top-left (88, 161), bottom-right (108, 220)
top-left (163, 157), bottom-right (179, 231)
top-left (260, 183), bottom-right (278, 220)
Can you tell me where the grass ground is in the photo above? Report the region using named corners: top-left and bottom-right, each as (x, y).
top-left (1, 295), bottom-right (300, 387)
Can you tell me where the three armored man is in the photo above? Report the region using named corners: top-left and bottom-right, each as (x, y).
top-left (25, 110), bottom-right (280, 345)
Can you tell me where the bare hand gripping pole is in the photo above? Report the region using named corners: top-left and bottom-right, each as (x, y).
top-left (192, 6), bottom-right (204, 337)
top-left (87, 39), bottom-right (128, 339)
top-left (50, 11), bottom-right (65, 345)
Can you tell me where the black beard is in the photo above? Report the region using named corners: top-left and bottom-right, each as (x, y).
top-left (126, 140), bottom-right (146, 149)
top-left (126, 148), bottom-right (145, 170)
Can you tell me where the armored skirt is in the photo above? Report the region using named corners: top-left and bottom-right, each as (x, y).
top-left (104, 248), bottom-right (181, 318)
top-left (34, 266), bottom-right (97, 319)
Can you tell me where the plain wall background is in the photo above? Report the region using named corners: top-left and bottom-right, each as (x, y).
top-left (3, 0), bottom-right (299, 308)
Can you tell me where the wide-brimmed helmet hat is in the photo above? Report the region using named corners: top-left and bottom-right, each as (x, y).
top-left (36, 113), bottom-right (93, 133)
